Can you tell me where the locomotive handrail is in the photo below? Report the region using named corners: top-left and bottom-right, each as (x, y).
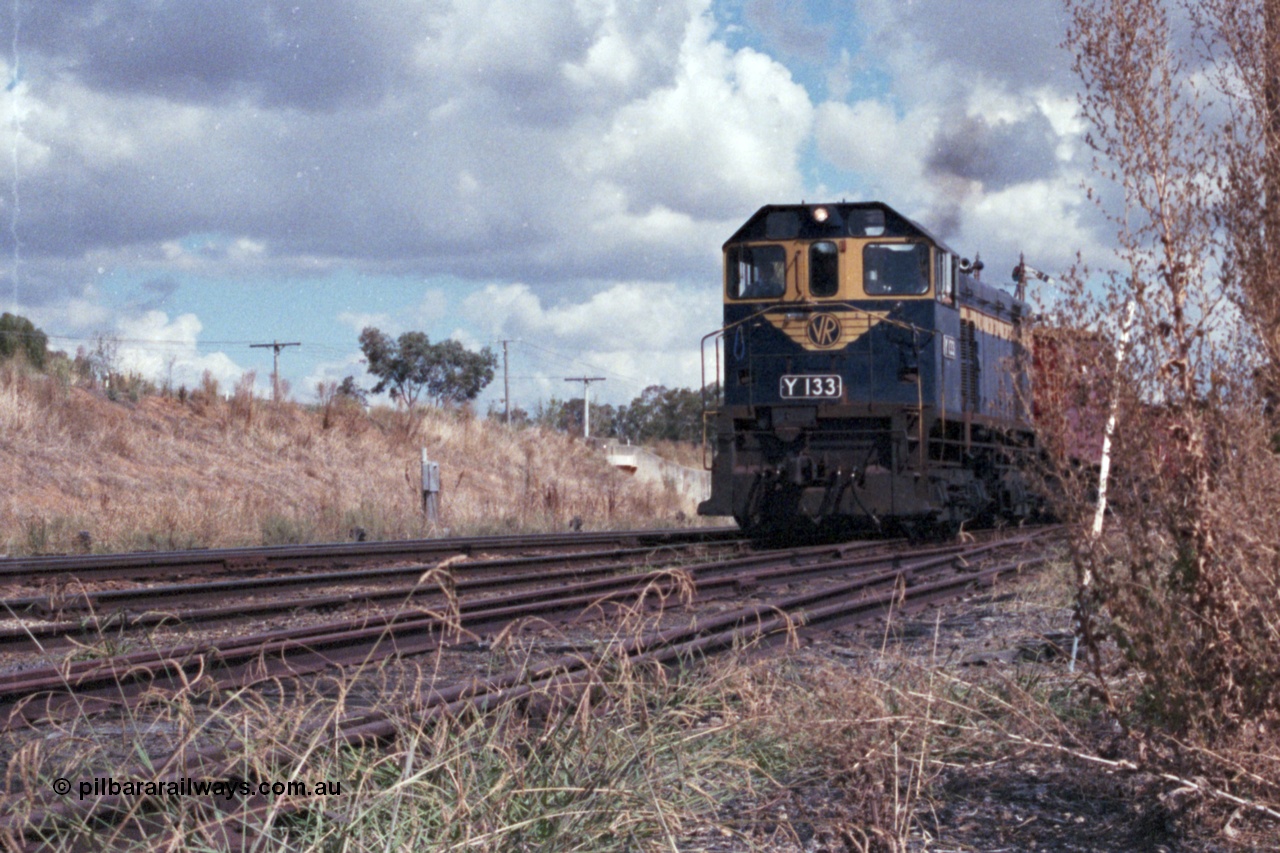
top-left (699, 326), bottom-right (724, 412)
top-left (699, 305), bottom-right (780, 471)
top-left (699, 302), bottom-right (783, 408)
top-left (701, 407), bottom-right (717, 471)
top-left (699, 321), bottom-right (735, 471)
top-left (699, 329), bottom-right (720, 469)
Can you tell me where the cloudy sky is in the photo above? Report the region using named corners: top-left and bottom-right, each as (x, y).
top-left (0, 0), bottom-right (1105, 409)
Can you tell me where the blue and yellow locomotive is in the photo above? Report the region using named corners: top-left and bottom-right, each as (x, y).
top-left (697, 201), bottom-right (1037, 537)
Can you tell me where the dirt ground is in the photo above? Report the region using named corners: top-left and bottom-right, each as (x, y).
top-left (701, 568), bottom-right (1278, 853)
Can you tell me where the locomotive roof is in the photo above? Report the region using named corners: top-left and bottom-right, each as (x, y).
top-left (728, 201), bottom-right (1029, 318)
top-left (725, 201), bottom-right (951, 250)
top-left (961, 273), bottom-right (1028, 320)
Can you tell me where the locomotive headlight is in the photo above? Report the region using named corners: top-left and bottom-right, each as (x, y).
top-left (812, 206), bottom-right (830, 223)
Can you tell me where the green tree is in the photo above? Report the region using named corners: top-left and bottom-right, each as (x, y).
top-left (336, 375), bottom-right (368, 405)
top-left (614, 385), bottom-right (715, 443)
top-left (423, 338), bottom-right (499, 406)
top-left (534, 396), bottom-right (615, 437)
top-left (0, 312), bottom-right (48, 370)
top-left (358, 327), bottom-right (497, 409)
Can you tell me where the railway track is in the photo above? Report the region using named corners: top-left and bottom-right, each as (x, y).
top-left (0, 537), bottom-right (754, 651)
top-left (0, 530), bottom-right (1049, 730)
top-left (0, 525), bottom-right (1061, 847)
top-left (0, 536), bottom-right (920, 729)
top-left (0, 526), bottom-right (743, 584)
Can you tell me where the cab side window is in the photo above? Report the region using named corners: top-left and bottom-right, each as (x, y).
top-left (863, 242), bottom-right (930, 296)
top-left (727, 245), bottom-right (787, 299)
top-left (934, 250), bottom-right (956, 304)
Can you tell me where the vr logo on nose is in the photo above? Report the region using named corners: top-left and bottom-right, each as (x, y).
top-left (806, 313), bottom-right (841, 348)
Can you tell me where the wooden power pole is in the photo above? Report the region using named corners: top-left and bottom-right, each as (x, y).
top-left (564, 376), bottom-right (605, 438)
top-left (502, 339), bottom-right (512, 426)
top-left (250, 341), bottom-right (301, 402)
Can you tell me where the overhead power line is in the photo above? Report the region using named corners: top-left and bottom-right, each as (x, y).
top-left (517, 340), bottom-right (646, 387)
top-left (249, 340), bottom-right (300, 402)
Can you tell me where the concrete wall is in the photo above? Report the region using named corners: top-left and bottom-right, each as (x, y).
top-left (603, 441), bottom-right (710, 505)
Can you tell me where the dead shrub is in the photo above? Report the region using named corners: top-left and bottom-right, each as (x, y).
top-left (229, 371), bottom-right (257, 426)
top-left (1051, 0), bottom-right (1280, 825)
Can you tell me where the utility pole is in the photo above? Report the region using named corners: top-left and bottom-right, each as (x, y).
top-left (501, 339), bottom-right (512, 426)
top-left (563, 376), bottom-right (605, 438)
top-left (250, 341), bottom-right (301, 403)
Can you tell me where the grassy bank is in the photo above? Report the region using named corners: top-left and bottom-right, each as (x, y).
top-left (0, 363), bottom-right (694, 556)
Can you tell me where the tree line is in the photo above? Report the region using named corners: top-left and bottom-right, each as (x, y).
top-left (355, 325), bottom-right (714, 442)
top-left (2, 317), bottom-right (711, 447)
top-left (516, 384), bottom-right (718, 444)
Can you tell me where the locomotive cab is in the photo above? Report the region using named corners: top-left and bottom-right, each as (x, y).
top-left (725, 206), bottom-right (942, 302)
top-left (699, 202), bottom-right (1034, 537)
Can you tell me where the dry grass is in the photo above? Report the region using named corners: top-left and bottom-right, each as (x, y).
top-left (4, 360), bottom-right (1273, 848)
top-left (1035, 330), bottom-right (1280, 834)
top-left (8, 654), bottom-right (761, 850)
top-left (2, 574), bottom-right (774, 851)
top-left (0, 363), bottom-right (698, 556)
top-left (645, 440), bottom-right (704, 470)
top-left (737, 561), bottom-right (1280, 851)
top-left (4, 552), bottom-right (1275, 850)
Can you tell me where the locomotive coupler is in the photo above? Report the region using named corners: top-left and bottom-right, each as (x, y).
top-left (783, 454), bottom-right (815, 486)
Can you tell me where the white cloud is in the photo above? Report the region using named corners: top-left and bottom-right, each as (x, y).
top-left (813, 57), bottom-right (1098, 275)
top-left (6, 0), bottom-right (827, 299)
top-left (461, 281), bottom-right (719, 404)
top-left (2, 0), bottom-right (1116, 406)
top-left (113, 311), bottom-right (247, 392)
top-left (961, 180), bottom-right (1102, 274)
top-left (302, 352), bottom-right (368, 399)
top-left (336, 310), bottom-right (392, 335)
top-left (409, 289), bottom-right (450, 330)
top-left (463, 281), bottom-right (714, 351)
top-left (814, 99), bottom-right (935, 205)
top-left (335, 287), bottom-right (447, 339)
top-left (576, 12), bottom-right (814, 218)
top-left (30, 296), bottom-right (113, 333)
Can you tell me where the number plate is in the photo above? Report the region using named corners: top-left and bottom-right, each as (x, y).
top-left (779, 375), bottom-right (843, 399)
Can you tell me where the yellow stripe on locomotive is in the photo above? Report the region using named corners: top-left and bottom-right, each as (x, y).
top-left (763, 309), bottom-right (890, 351)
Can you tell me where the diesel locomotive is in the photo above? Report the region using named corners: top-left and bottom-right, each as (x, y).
top-left (697, 201), bottom-right (1038, 537)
